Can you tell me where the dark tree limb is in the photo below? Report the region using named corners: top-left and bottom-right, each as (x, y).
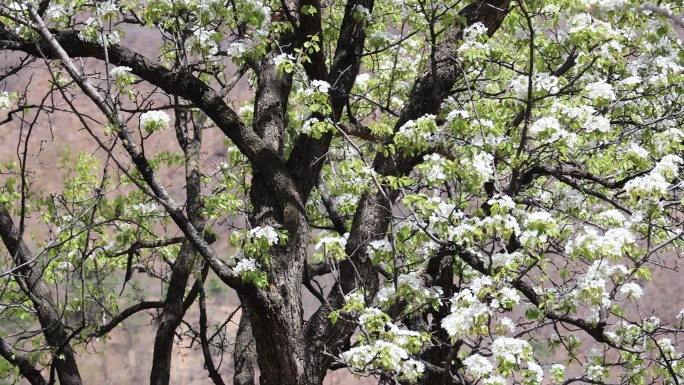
top-left (0, 336), bottom-right (47, 385)
top-left (0, 207), bottom-right (82, 385)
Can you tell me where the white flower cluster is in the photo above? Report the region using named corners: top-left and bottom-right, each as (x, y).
top-left (461, 151), bottom-right (494, 181)
top-left (529, 116), bottom-right (576, 145)
top-left (489, 251), bottom-right (522, 270)
top-left (510, 73), bottom-right (559, 99)
top-left (187, 27), bottom-right (219, 56)
top-left (585, 80), bottom-right (616, 102)
top-left (123, 202), bottom-right (158, 216)
top-left (574, 260), bottom-right (629, 308)
top-left (226, 42), bottom-right (248, 58)
top-left (109, 66), bottom-right (132, 79)
top-left (353, 4), bottom-right (372, 22)
top-left (596, 209), bottom-right (625, 225)
top-left (441, 289), bottom-right (491, 337)
top-left (249, 225), bottom-right (279, 246)
top-left (458, 22), bottom-right (490, 57)
top-left (420, 153), bottom-right (447, 183)
top-left (627, 143), bottom-right (649, 159)
top-left (340, 341), bottom-right (424, 378)
top-left (463, 354), bottom-right (493, 378)
top-left (79, 17), bottom-right (122, 45)
top-left (273, 53), bottom-right (295, 67)
top-left (234, 257), bottom-right (260, 274)
top-left (315, 232), bottom-right (348, 250)
top-left (0, 92), bottom-right (11, 110)
top-left (491, 336), bottom-right (531, 365)
top-left (568, 13), bottom-right (619, 37)
top-left (140, 111), bottom-right (171, 133)
top-left (619, 282), bottom-right (643, 299)
top-left (583, 114), bottom-right (611, 133)
top-left (395, 114), bottom-right (443, 150)
top-left (625, 154), bottom-right (682, 200)
top-left (306, 80), bottom-right (331, 95)
top-left (301, 117), bottom-right (319, 135)
top-left (566, 226), bottom-right (635, 258)
top-left (366, 239), bottom-right (392, 260)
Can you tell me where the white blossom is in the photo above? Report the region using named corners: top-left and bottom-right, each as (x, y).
top-left (463, 354), bottom-right (493, 378)
top-left (526, 361), bottom-right (544, 384)
top-left (619, 282), bottom-right (643, 299)
top-left (491, 337), bottom-right (531, 365)
top-left (109, 66), bottom-right (132, 79)
top-left (226, 42), bottom-right (248, 58)
top-left (234, 258), bottom-right (260, 274)
top-left (250, 225), bottom-right (279, 245)
top-left (585, 80), bottom-right (616, 101)
top-left (140, 111), bottom-right (171, 133)
top-left (0, 92), bottom-right (11, 110)
top-left (584, 115), bottom-right (611, 133)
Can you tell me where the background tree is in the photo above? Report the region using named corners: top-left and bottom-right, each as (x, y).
top-left (1, 0), bottom-right (684, 384)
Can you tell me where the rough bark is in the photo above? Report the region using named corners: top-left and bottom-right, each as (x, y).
top-left (150, 108), bottom-right (207, 385)
top-left (0, 337), bottom-right (46, 385)
top-left (0, 207), bottom-right (82, 385)
top-left (233, 310), bottom-right (256, 385)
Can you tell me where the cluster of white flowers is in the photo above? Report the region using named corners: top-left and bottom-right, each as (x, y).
top-left (123, 202), bottom-right (158, 216)
top-left (488, 194), bottom-right (516, 212)
top-left (619, 282), bottom-right (643, 299)
top-left (188, 27), bottom-right (219, 56)
top-left (463, 151), bottom-right (494, 181)
top-left (525, 211), bottom-right (556, 227)
top-left (273, 53), bottom-right (295, 68)
top-left (585, 80), bottom-right (616, 101)
top-left (445, 109), bottom-right (470, 122)
top-left (79, 18), bottom-right (122, 45)
top-left (584, 364), bottom-right (606, 381)
top-left (491, 336), bottom-right (531, 365)
top-left (420, 153), bottom-right (447, 183)
top-left (627, 143), bottom-right (649, 159)
top-left (140, 110), bottom-right (171, 133)
top-left (306, 80), bottom-right (331, 95)
top-left (463, 354), bottom-right (493, 378)
top-left (529, 116), bottom-right (576, 145)
top-left (226, 42), bottom-right (248, 58)
top-left (458, 22), bottom-right (490, 56)
top-left (596, 209), bottom-right (626, 225)
top-left (441, 289), bottom-right (491, 337)
top-left (109, 66), bottom-right (132, 79)
top-left (483, 376), bottom-right (507, 385)
top-left (566, 226), bottom-right (635, 258)
top-left (0, 92), bottom-right (11, 110)
top-left (510, 73), bottom-right (559, 99)
top-left (366, 239), bottom-right (392, 260)
top-left (355, 73), bottom-right (371, 88)
top-left (249, 225), bottom-right (279, 246)
top-left (498, 317), bottom-right (516, 334)
top-left (568, 13), bottom-right (619, 37)
top-left (581, 0), bottom-right (625, 11)
top-left (301, 117), bottom-right (319, 135)
top-left (395, 114), bottom-right (442, 149)
top-left (489, 251), bottom-right (521, 270)
top-left (625, 155), bottom-right (682, 200)
top-left (234, 257), bottom-right (260, 274)
top-left (352, 4), bottom-right (372, 22)
top-left (574, 260), bottom-right (628, 307)
top-left (583, 114), bottom-right (611, 133)
top-left (315, 232), bottom-right (348, 251)
top-left (341, 340), bottom-right (421, 377)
